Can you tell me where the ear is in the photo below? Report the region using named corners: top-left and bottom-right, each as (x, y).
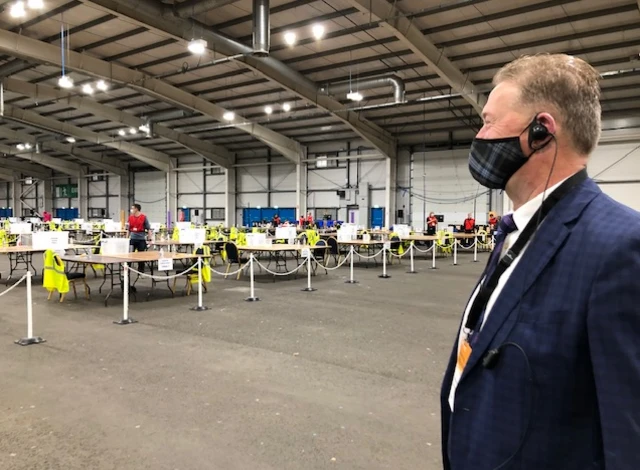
top-left (535, 112), bottom-right (557, 135)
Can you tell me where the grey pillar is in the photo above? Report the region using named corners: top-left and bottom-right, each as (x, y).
top-left (167, 168), bottom-right (178, 227)
top-left (11, 177), bottom-right (20, 215)
top-left (296, 162), bottom-right (307, 221)
top-left (385, 157), bottom-right (397, 228)
top-left (40, 179), bottom-right (53, 214)
top-left (78, 171), bottom-right (88, 218)
top-left (225, 168), bottom-right (236, 227)
top-left (117, 174), bottom-right (130, 220)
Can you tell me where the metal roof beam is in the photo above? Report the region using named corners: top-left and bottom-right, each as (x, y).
top-left (0, 144), bottom-right (83, 177)
top-left (175, 0), bottom-right (240, 17)
top-left (343, 0), bottom-right (485, 115)
top-left (0, 27), bottom-right (301, 164)
top-left (0, 167), bottom-right (17, 181)
top-left (2, 78), bottom-right (233, 168)
top-left (0, 157), bottom-right (51, 180)
top-left (0, 127), bottom-right (128, 177)
top-left (1, 105), bottom-right (172, 172)
top-left (79, 0), bottom-right (396, 159)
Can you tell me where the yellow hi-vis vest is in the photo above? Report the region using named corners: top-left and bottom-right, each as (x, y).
top-left (43, 249), bottom-right (70, 294)
top-left (230, 227), bottom-right (238, 241)
top-left (305, 229), bottom-right (320, 246)
top-left (236, 232), bottom-right (247, 246)
top-left (172, 227), bottom-right (180, 241)
top-left (389, 232), bottom-right (404, 255)
top-left (192, 246), bottom-right (211, 283)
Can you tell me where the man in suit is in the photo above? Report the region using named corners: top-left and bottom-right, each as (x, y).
top-left (441, 53), bottom-right (640, 470)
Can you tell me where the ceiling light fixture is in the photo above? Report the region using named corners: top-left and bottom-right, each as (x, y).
top-left (24, 143), bottom-right (32, 150)
top-left (139, 124), bottom-right (150, 134)
top-left (16, 144), bottom-right (25, 151)
top-left (66, 137), bottom-right (76, 143)
top-left (188, 38), bottom-right (207, 55)
top-left (347, 91), bottom-right (363, 102)
top-left (96, 80), bottom-right (108, 91)
top-left (264, 106), bottom-right (273, 115)
top-left (282, 102), bottom-right (291, 112)
top-left (129, 128), bottom-right (138, 135)
top-left (223, 111), bottom-right (235, 121)
top-left (58, 75), bottom-right (73, 89)
top-left (284, 32), bottom-right (297, 46)
top-left (118, 129), bottom-right (126, 136)
top-left (81, 84), bottom-right (94, 95)
top-left (312, 24), bottom-right (325, 40)
top-left (27, 0), bottom-right (44, 8)
top-left (10, 1), bottom-right (26, 18)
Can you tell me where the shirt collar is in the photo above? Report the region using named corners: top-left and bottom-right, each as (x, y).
top-left (510, 177), bottom-right (569, 231)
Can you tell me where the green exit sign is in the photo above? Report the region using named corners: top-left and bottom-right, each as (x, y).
top-left (56, 184), bottom-right (78, 198)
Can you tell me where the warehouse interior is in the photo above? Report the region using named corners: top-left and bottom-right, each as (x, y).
top-left (1, 0), bottom-right (640, 469)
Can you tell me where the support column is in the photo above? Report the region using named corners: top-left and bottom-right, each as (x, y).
top-left (385, 156), bottom-right (397, 228)
top-left (117, 173), bottom-right (130, 220)
top-left (502, 190), bottom-right (513, 215)
top-left (225, 168), bottom-right (236, 227)
top-left (78, 171), bottom-right (88, 218)
top-left (166, 168), bottom-right (178, 228)
top-left (40, 179), bottom-right (53, 215)
top-left (11, 176), bottom-right (20, 216)
top-left (295, 162), bottom-right (307, 221)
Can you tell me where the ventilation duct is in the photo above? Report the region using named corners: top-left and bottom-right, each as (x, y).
top-left (319, 75), bottom-right (405, 104)
top-left (252, 0), bottom-right (270, 56)
top-left (174, 0), bottom-right (241, 18)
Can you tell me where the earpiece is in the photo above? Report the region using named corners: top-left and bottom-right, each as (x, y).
top-left (528, 119), bottom-right (550, 150)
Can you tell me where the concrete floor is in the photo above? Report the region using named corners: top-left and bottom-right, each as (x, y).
top-left (0, 251), bottom-right (486, 470)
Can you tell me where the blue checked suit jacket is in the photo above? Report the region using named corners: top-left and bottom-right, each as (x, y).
top-left (441, 178), bottom-right (640, 470)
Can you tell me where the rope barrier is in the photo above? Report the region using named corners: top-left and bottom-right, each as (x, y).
top-left (210, 264), bottom-right (247, 277)
top-left (412, 243), bottom-right (435, 253)
top-left (311, 251), bottom-right (352, 271)
top-left (0, 273), bottom-right (28, 297)
top-left (128, 262), bottom-right (199, 280)
top-left (455, 240), bottom-right (478, 250)
top-left (388, 248), bottom-right (411, 258)
top-left (353, 248), bottom-right (385, 260)
top-left (252, 258), bottom-right (307, 276)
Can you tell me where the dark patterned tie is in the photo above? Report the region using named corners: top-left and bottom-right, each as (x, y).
top-left (469, 214), bottom-right (518, 346)
top-left (484, 214), bottom-right (518, 281)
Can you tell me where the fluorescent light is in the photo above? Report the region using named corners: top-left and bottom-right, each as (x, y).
top-left (96, 80), bottom-right (108, 91)
top-left (129, 128), bottom-right (137, 135)
top-left (27, 0), bottom-right (44, 8)
top-left (81, 84), bottom-right (94, 95)
top-left (16, 144), bottom-right (25, 151)
top-left (264, 106), bottom-right (273, 115)
top-left (10, 1), bottom-right (26, 18)
top-left (188, 39), bottom-right (207, 55)
top-left (284, 32), bottom-right (296, 46)
top-left (58, 75), bottom-right (74, 89)
top-left (223, 111), bottom-right (235, 121)
top-left (118, 129), bottom-right (126, 136)
top-left (312, 24), bottom-right (325, 40)
top-left (66, 137), bottom-right (76, 143)
top-left (282, 102), bottom-right (291, 112)
top-left (139, 124), bottom-right (150, 134)
top-left (347, 91), bottom-right (363, 102)
top-left (24, 143), bottom-right (32, 150)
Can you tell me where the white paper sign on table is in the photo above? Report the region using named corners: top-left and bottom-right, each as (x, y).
top-left (301, 248), bottom-right (311, 258)
top-left (384, 241), bottom-right (391, 250)
top-left (158, 258), bottom-right (174, 271)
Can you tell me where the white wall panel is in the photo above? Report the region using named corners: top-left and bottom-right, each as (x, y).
top-left (308, 190), bottom-right (339, 208)
top-left (134, 171), bottom-right (166, 223)
top-left (589, 142), bottom-right (640, 211)
top-left (237, 164), bottom-right (269, 193)
top-left (308, 168), bottom-right (345, 190)
top-left (206, 174), bottom-right (226, 193)
top-left (271, 192), bottom-right (296, 208)
top-left (206, 193), bottom-right (226, 208)
top-left (177, 194), bottom-right (203, 208)
top-left (370, 190), bottom-right (386, 207)
top-left (411, 150), bottom-right (489, 229)
top-left (178, 171), bottom-right (204, 194)
top-left (270, 164), bottom-right (297, 191)
top-left (357, 160), bottom-right (386, 189)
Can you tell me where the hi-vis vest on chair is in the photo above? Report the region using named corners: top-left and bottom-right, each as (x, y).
top-left (43, 249), bottom-right (70, 294)
top-left (389, 232), bottom-right (405, 255)
top-left (305, 229), bottom-right (320, 246)
top-left (192, 246), bottom-right (212, 283)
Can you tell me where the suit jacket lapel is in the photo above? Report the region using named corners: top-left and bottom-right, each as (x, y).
top-left (459, 179), bottom-right (600, 382)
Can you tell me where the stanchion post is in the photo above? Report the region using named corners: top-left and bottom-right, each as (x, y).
top-left (301, 248), bottom-right (317, 292)
top-left (15, 271), bottom-right (46, 346)
top-left (431, 240), bottom-right (437, 270)
top-left (245, 255), bottom-right (260, 302)
top-left (114, 263), bottom-right (137, 325)
top-left (191, 257), bottom-right (210, 311)
top-left (345, 246), bottom-right (357, 284)
top-left (473, 235), bottom-right (478, 262)
top-left (407, 242), bottom-right (417, 274)
top-left (453, 239), bottom-right (458, 266)
top-left (379, 244), bottom-right (391, 279)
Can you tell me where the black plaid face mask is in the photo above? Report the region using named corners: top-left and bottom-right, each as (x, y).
top-left (468, 119), bottom-right (539, 190)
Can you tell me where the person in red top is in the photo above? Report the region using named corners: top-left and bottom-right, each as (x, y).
top-left (306, 212), bottom-right (314, 227)
top-left (488, 211), bottom-right (499, 232)
top-left (463, 212), bottom-right (476, 246)
top-left (42, 210), bottom-right (52, 223)
top-left (426, 211), bottom-right (438, 235)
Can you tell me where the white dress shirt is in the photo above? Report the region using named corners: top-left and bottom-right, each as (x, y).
top-left (448, 179), bottom-right (567, 410)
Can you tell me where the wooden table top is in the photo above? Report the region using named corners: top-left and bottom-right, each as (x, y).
top-left (61, 252), bottom-right (205, 264)
top-left (151, 240), bottom-right (216, 246)
top-left (401, 235), bottom-right (439, 241)
top-left (338, 240), bottom-right (385, 246)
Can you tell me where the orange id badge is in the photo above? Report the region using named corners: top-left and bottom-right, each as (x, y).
top-left (456, 340), bottom-right (473, 371)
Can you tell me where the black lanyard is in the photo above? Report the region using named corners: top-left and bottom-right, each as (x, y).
top-left (464, 169), bottom-right (588, 333)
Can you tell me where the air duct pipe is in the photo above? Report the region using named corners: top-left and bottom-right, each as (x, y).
top-left (252, 0), bottom-right (270, 56)
top-left (175, 0), bottom-right (241, 18)
top-left (319, 75), bottom-right (405, 103)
